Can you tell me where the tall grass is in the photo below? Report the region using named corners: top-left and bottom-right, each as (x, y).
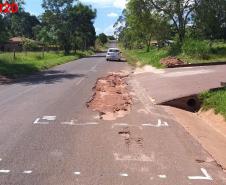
top-left (199, 88), bottom-right (226, 119)
top-left (182, 39), bottom-right (211, 59)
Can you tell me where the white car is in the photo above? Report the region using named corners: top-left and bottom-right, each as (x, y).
top-left (106, 48), bottom-right (121, 61)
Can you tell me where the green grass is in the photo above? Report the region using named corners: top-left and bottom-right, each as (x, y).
top-left (0, 50), bottom-right (94, 78)
top-left (199, 88), bottom-right (226, 119)
top-left (122, 48), bottom-right (169, 68)
top-left (122, 40), bottom-right (226, 68)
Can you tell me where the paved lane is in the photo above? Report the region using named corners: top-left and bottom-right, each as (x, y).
top-left (0, 52), bottom-right (225, 185)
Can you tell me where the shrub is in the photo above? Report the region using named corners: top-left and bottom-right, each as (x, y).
top-left (182, 39), bottom-right (211, 59)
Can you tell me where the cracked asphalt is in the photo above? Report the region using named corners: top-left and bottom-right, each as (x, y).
top-left (0, 44), bottom-right (226, 185)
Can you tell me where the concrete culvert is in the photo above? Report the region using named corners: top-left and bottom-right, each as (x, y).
top-left (161, 95), bottom-right (201, 112)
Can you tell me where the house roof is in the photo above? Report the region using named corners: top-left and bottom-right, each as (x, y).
top-left (8, 37), bottom-right (37, 44)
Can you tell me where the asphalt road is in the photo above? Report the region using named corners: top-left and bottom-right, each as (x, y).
top-left (0, 46), bottom-right (226, 185)
top-left (134, 65), bottom-right (226, 104)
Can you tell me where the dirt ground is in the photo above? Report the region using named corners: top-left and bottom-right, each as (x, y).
top-left (87, 72), bottom-right (132, 120)
top-left (160, 57), bottom-right (185, 67)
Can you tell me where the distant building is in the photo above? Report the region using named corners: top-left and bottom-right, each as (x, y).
top-left (1, 37), bottom-right (39, 52)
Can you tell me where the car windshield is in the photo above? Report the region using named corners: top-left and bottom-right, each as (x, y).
top-left (109, 49), bottom-right (119, 52)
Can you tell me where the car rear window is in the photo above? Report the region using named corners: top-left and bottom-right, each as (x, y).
top-left (109, 49), bottom-right (119, 52)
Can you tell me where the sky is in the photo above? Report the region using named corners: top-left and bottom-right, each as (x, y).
top-left (24, 0), bottom-right (127, 35)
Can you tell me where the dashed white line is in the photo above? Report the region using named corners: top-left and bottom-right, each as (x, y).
top-left (120, 173), bottom-right (129, 177)
top-left (158, 175), bottom-right (167, 179)
top-left (23, 171), bottom-right (32, 174)
top-left (0, 158), bottom-right (2, 162)
top-left (74, 172), bottom-right (81, 175)
top-left (0, 170), bottom-right (10, 174)
top-left (112, 123), bottom-right (129, 129)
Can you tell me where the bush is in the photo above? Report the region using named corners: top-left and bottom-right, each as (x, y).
top-left (182, 39), bottom-right (211, 59)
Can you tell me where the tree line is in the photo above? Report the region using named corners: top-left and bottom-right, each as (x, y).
top-left (0, 0), bottom-right (97, 54)
top-left (114, 0), bottom-right (226, 52)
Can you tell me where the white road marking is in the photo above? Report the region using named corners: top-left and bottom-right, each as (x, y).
top-left (0, 158), bottom-right (2, 162)
top-left (112, 123), bottom-right (129, 129)
top-left (113, 153), bottom-right (154, 162)
top-left (74, 172), bottom-right (81, 175)
top-left (61, 120), bottom-right (77, 125)
top-left (33, 118), bottom-right (41, 124)
top-left (23, 171), bottom-right (32, 174)
top-left (188, 168), bottom-right (213, 181)
top-left (158, 175), bottom-right (167, 179)
top-left (42, 116), bottom-right (56, 121)
top-left (142, 119), bottom-right (169, 128)
top-left (61, 122), bottom-right (99, 126)
top-left (112, 123), bottom-right (143, 130)
top-left (120, 173), bottom-right (128, 177)
top-left (33, 116), bottom-right (56, 124)
top-left (76, 78), bottom-right (85, 86)
top-left (0, 170), bottom-right (10, 173)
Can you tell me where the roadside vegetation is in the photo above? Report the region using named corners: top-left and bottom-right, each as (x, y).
top-left (199, 88), bottom-right (226, 119)
top-left (0, 1), bottom-right (115, 78)
top-left (0, 50), bottom-right (94, 78)
top-left (115, 0), bottom-right (226, 68)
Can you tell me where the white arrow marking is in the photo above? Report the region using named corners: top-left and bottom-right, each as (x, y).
top-left (33, 118), bottom-right (41, 124)
top-left (42, 116), bottom-right (56, 121)
top-left (142, 119), bottom-right (169, 128)
top-left (33, 116), bottom-right (56, 124)
top-left (0, 170), bottom-right (10, 173)
top-left (188, 168), bottom-right (213, 181)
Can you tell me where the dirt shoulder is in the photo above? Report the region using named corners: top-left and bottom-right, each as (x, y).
top-left (164, 106), bottom-right (226, 171)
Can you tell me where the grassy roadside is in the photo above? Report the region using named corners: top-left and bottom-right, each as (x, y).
top-left (122, 48), bottom-right (168, 68)
top-left (199, 88), bottom-right (226, 119)
top-left (121, 41), bottom-right (226, 68)
top-left (0, 50), bottom-right (94, 78)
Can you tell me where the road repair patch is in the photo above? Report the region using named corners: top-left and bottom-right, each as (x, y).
top-left (87, 72), bottom-right (132, 120)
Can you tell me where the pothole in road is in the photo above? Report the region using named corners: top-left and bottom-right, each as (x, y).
top-left (87, 72), bottom-right (133, 120)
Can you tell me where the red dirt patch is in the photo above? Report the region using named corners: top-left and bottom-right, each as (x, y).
top-left (160, 57), bottom-right (185, 67)
top-left (87, 73), bottom-right (132, 120)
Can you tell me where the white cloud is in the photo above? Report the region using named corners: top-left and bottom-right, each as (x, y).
top-left (104, 24), bottom-right (115, 35)
top-left (80, 0), bottom-right (126, 9)
top-left (107, 12), bottom-right (118, 17)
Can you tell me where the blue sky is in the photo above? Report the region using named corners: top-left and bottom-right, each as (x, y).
top-left (24, 0), bottom-right (126, 35)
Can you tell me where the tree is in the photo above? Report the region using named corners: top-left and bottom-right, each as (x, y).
top-left (42, 0), bottom-right (75, 54)
top-left (98, 33), bottom-right (108, 45)
top-left (119, 0), bottom-right (169, 52)
top-left (194, 0), bottom-right (226, 40)
top-left (10, 12), bottom-right (40, 38)
top-left (42, 0), bottom-right (96, 54)
top-left (0, 15), bottom-right (8, 44)
top-left (150, 0), bottom-right (200, 43)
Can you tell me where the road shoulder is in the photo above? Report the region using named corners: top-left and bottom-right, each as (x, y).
top-left (164, 106), bottom-right (226, 171)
